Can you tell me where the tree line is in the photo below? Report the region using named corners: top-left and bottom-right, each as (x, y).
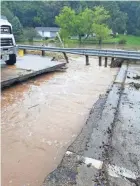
top-left (1, 1), bottom-right (140, 42)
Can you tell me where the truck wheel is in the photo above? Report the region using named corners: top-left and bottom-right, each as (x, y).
top-left (5, 54), bottom-right (16, 65)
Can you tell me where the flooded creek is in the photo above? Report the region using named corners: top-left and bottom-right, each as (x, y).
top-left (1, 56), bottom-right (118, 186)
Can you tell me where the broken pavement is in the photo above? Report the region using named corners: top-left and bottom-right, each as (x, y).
top-left (44, 61), bottom-right (140, 186)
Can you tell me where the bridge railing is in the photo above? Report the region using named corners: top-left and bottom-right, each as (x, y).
top-left (17, 45), bottom-right (140, 67)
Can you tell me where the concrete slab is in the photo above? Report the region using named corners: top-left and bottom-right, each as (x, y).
top-left (114, 62), bottom-right (128, 84)
top-left (1, 55), bottom-right (66, 89)
top-left (108, 62), bottom-right (140, 186)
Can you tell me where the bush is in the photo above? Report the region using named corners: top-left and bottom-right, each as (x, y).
top-left (55, 36), bottom-right (58, 41)
top-left (23, 27), bottom-right (41, 42)
top-left (48, 39), bottom-right (55, 43)
top-left (118, 38), bottom-right (127, 44)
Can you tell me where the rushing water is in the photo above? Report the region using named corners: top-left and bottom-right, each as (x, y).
top-left (1, 56), bottom-right (118, 186)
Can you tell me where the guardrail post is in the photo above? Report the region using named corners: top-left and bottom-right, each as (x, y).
top-left (85, 55), bottom-right (90, 65)
top-left (23, 49), bottom-right (27, 55)
top-left (63, 52), bottom-right (69, 63)
top-left (111, 57), bottom-right (114, 63)
top-left (105, 57), bottom-right (108, 67)
top-left (99, 56), bottom-right (102, 66)
top-left (42, 50), bottom-right (45, 56)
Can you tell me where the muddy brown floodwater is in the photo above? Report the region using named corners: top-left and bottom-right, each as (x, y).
top-left (1, 56), bottom-right (118, 186)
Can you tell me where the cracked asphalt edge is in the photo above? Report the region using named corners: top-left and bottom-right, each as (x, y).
top-left (42, 62), bottom-right (133, 186)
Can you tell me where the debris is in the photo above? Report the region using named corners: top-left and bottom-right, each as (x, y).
top-left (110, 58), bottom-right (124, 68)
top-left (77, 159), bottom-right (83, 165)
top-left (130, 83), bottom-right (140, 90)
top-left (26, 69), bottom-right (32, 71)
top-left (28, 104), bottom-right (39, 109)
top-left (51, 57), bottom-right (56, 61)
top-left (133, 75), bottom-right (140, 80)
top-left (87, 163), bottom-right (92, 167)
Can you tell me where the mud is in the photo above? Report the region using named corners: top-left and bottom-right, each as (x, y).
top-left (1, 56), bottom-right (117, 186)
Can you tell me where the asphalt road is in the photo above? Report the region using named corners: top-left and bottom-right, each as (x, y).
top-left (1, 55), bottom-right (66, 88)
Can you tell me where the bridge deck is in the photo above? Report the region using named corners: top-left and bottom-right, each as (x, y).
top-left (1, 55), bottom-right (66, 89)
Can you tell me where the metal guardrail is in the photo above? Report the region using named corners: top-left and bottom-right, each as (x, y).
top-left (18, 45), bottom-right (140, 60)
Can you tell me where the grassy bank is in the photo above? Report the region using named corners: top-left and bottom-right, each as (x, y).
top-left (105, 35), bottom-right (140, 45)
top-left (17, 38), bottom-right (55, 45)
top-left (68, 35), bottom-right (140, 46)
top-left (17, 35), bottom-right (140, 46)
top-left (17, 35), bottom-right (140, 50)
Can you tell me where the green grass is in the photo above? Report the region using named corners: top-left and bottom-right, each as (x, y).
top-left (120, 35), bottom-right (140, 45)
top-left (17, 35), bottom-right (140, 50)
top-left (104, 35), bottom-right (140, 45)
top-left (68, 35), bottom-right (140, 46)
top-left (17, 38), bottom-right (56, 45)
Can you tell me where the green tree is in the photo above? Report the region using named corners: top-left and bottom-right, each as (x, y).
top-left (55, 6), bottom-right (75, 37)
top-left (119, 1), bottom-right (140, 35)
top-left (2, 1), bottom-right (140, 37)
top-left (104, 2), bottom-right (127, 36)
top-left (23, 27), bottom-right (40, 42)
top-left (81, 8), bottom-right (94, 39)
top-left (93, 24), bottom-right (111, 46)
top-left (93, 6), bottom-right (110, 24)
top-left (11, 16), bottom-right (23, 41)
top-left (58, 29), bottom-right (69, 44)
top-left (113, 12), bottom-right (127, 35)
top-left (56, 7), bottom-right (95, 43)
top-left (93, 6), bottom-right (111, 46)
top-left (136, 5), bottom-right (140, 33)
top-left (73, 8), bottom-right (94, 42)
top-left (1, 2), bottom-right (14, 22)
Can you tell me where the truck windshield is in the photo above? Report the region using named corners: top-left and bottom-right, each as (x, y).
top-left (0, 26), bottom-right (11, 34)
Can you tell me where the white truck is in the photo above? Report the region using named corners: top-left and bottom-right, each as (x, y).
top-left (0, 16), bottom-right (17, 65)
